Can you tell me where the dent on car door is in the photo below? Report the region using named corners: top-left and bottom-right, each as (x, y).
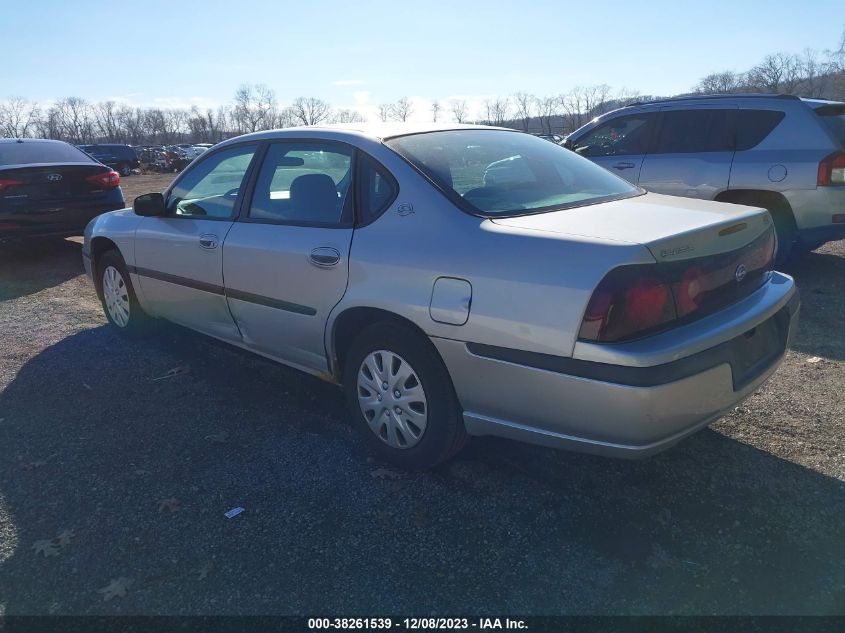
top-left (132, 143), bottom-right (259, 340)
top-left (570, 112), bottom-right (656, 184)
top-left (638, 106), bottom-right (737, 199)
top-left (221, 141), bottom-right (357, 374)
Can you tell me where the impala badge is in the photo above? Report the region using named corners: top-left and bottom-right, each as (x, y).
top-left (47, 173), bottom-right (63, 181)
top-left (735, 264), bottom-right (747, 283)
top-left (397, 202), bottom-right (414, 216)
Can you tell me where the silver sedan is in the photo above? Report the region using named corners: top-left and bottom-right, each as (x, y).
top-left (82, 123), bottom-right (799, 469)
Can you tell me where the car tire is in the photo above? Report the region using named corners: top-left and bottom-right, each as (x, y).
top-left (119, 163), bottom-right (131, 177)
top-left (97, 249), bottom-right (150, 336)
top-left (343, 321), bottom-right (467, 470)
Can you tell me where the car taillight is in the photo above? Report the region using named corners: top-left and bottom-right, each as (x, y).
top-left (0, 178), bottom-right (24, 194)
top-left (86, 170), bottom-right (120, 188)
top-left (578, 268), bottom-right (676, 342)
top-left (579, 227), bottom-right (776, 343)
top-left (818, 151), bottom-right (845, 186)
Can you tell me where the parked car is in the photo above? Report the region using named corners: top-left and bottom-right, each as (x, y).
top-left (78, 144), bottom-right (140, 177)
top-left (565, 94), bottom-right (845, 260)
top-left (82, 123), bottom-right (799, 469)
top-left (535, 133), bottom-right (564, 144)
top-left (1, 138), bottom-right (124, 240)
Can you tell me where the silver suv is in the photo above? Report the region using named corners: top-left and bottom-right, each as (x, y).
top-left (566, 94), bottom-right (845, 259)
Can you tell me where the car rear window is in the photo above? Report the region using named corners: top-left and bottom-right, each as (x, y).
top-left (0, 141), bottom-right (93, 166)
top-left (386, 130), bottom-right (640, 217)
top-left (814, 103), bottom-right (845, 146)
top-left (736, 110), bottom-right (786, 151)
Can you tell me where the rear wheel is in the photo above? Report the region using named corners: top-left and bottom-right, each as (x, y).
top-left (97, 250), bottom-right (150, 335)
top-left (118, 163), bottom-right (132, 177)
top-left (343, 322), bottom-right (467, 469)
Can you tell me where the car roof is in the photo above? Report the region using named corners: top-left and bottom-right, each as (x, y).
top-left (0, 138), bottom-right (69, 145)
top-left (216, 122), bottom-right (514, 148)
top-left (623, 93), bottom-right (801, 108)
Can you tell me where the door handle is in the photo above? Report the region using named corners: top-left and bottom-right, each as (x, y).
top-left (199, 234), bottom-right (219, 249)
top-left (309, 247), bottom-right (341, 267)
top-left (613, 162), bottom-right (635, 170)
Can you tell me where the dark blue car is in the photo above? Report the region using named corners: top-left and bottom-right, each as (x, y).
top-left (0, 139), bottom-right (125, 240)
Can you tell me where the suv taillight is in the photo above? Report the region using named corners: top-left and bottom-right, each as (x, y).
top-left (0, 178), bottom-right (24, 194)
top-left (818, 151), bottom-right (845, 186)
top-left (86, 170), bottom-right (120, 189)
top-left (579, 228), bottom-right (776, 343)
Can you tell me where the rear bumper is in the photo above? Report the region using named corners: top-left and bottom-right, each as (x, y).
top-left (797, 223), bottom-right (845, 251)
top-left (0, 199), bottom-right (125, 240)
top-left (434, 272), bottom-right (799, 458)
top-left (786, 186), bottom-right (845, 248)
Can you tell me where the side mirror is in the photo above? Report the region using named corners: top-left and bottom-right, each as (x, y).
top-left (134, 192), bottom-right (165, 217)
top-left (563, 138), bottom-right (574, 150)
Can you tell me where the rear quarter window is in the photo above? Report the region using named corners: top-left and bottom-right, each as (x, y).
top-left (736, 110), bottom-right (786, 151)
top-left (814, 104), bottom-right (845, 146)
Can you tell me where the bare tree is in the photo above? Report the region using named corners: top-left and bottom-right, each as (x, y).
top-left (431, 100), bottom-right (441, 122)
top-left (233, 84), bottom-right (278, 132)
top-left (695, 71), bottom-right (745, 94)
top-left (377, 104), bottom-right (391, 122)
top-left (0, 97), bottom-right (41, 138)
top-left (53, 97), bottom-right (95, 143)
top-left (389, 97), bottom-right (413, 122)
top-left (746, 53), bottom-right (802, 93)
top-left (291, 96), bottom-right (331, 126)
top-left (512, 92), bottom-right (536, 131)
top-left (331, 108), bottom-right (366, 123)
top-left (537, 95), bottom-right (559, 134)
top-left (449, 99), bottom-right (468, 123)
top-left (94, 100), bottom-right (121, 142)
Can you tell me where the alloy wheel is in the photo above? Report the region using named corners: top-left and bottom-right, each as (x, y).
top-left (102, 265), bottom-right (130, 327)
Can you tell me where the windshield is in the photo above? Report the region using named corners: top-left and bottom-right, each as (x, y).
top-left (386, 129), bottom-right (640, 216)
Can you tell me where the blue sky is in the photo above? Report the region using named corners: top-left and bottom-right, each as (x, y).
top-left (1, 0), bottom-right (841, 120)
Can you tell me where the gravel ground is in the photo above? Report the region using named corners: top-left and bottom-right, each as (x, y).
top-left (0, 175), bottom-right (843, 616)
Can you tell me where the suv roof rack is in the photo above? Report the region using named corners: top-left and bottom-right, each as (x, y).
top-left (623, 93), bottom-right (801, 108)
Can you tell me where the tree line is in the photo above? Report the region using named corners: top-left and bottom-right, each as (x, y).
top-left (1, 30), bottom-right (843, 146)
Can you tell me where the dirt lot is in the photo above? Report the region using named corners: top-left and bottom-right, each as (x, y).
top-left (0, 174), bottom-right (843, 615)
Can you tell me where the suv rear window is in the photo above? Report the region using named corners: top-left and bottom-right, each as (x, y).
top-left (814, 103), bottom-right (845, 146)
top-left (0, 141), bottom-right (93, 166)
top-left (736, 110), bottom-right (786, 151)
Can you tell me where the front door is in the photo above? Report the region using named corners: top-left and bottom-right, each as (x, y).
top-left (133, 143), bottom-right (259, 340)
top-left (570, 111), bottom-right (656, 184)
top-left (222, 141), bottom-right (355, 373)
top-left (638, 105), bottom-right (737, 200)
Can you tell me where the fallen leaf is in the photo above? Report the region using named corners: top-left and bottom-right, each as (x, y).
top-left (98, 577), bottom-right (132, 601)
top-left (204, 431), bottom-right (229, 443)
top-left (806, 356), bottom-right (822, 364)
top-left (134, 469), bottom-right (151, 476)
top-left (152, 365), bottom-right (190, 381)
top-left (56, 529), bottom-right (75, 547)
top-left (370, 468), bottom-right (404, 480)
top-left (158, 498), bottom-right (181, 513)
top-left (20, 460), bottom-right (47, 471)
top-left (32, 539), bottom-right (60, 558)
top-left (82, 383), bottom-right (92, 391)
top-left (196, 562), bottom-right (213, 580)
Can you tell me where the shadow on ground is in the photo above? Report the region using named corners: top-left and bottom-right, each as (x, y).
top-left (0, 238), bottom-right (84, 302)
top-left (0, 324), bottom-right (843, 615)
top-left (780, 250), bottom-right (845, 361)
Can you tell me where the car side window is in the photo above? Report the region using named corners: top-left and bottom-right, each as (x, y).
top-left (248, 142), bottom-right (353, 225)
top-left (573, 113), bottom-right (655, 157)
top-left (653, 109), bottom-right (735, 154)
top-left (166, 144), bottom-right (258, 218)
top-left (357, 153), bottom-right (398, 225)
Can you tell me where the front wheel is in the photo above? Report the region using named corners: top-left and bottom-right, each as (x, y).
top-left (97, 250), bottom-right (150, 335)
top-left (343, 322), bottom-right (467, 469)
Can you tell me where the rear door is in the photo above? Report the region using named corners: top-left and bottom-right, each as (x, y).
top-left (569, 111), bottom-right (656, 184)
top-left (639, 105), bottom-right (737, 200)
top-left (133, 142), bottom-right (259, 340)
top-left (222, 140), bottom-right (355, 373)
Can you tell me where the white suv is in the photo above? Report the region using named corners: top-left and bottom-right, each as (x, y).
top-left (566, 94), bottom-right (845, 259)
